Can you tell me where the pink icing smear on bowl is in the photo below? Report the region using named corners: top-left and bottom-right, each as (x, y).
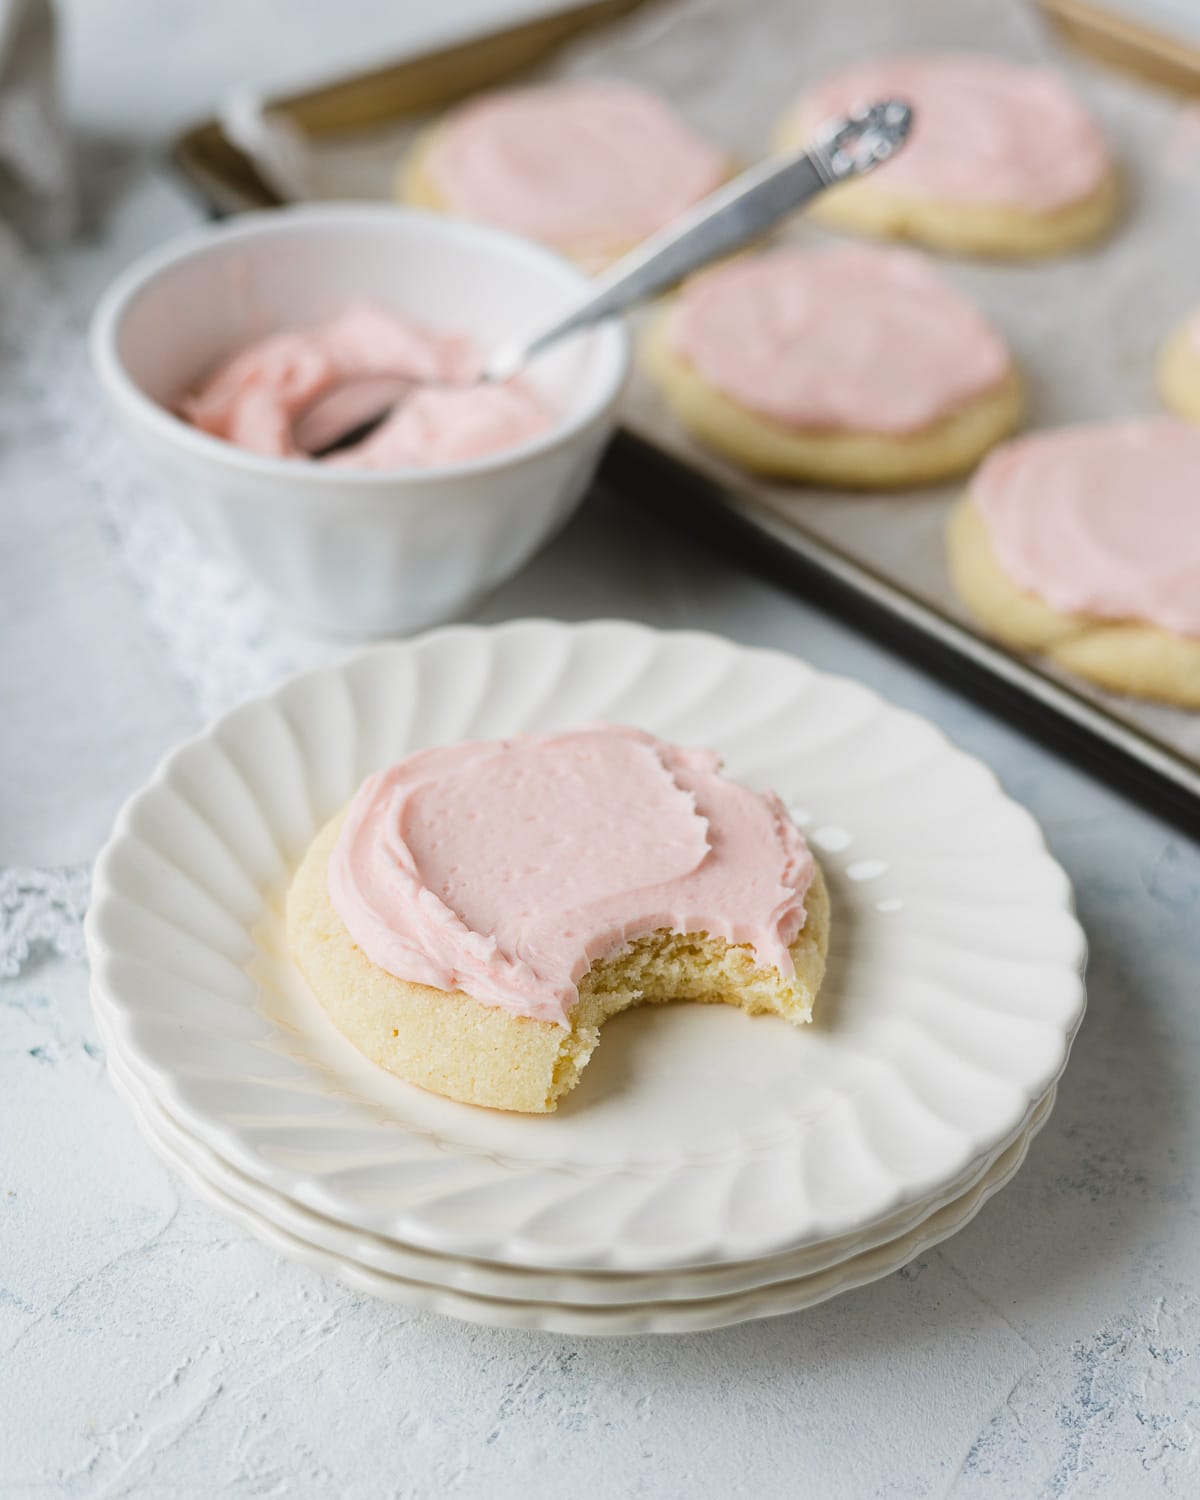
top-left (973, 418), bottom-right (1200, 637)
top-left (802, 53), bottom-right (1109, 211)
top-left (180, 302), bottom-right (552, 469)
top-left (328, 725), bottom-right (816, 1026)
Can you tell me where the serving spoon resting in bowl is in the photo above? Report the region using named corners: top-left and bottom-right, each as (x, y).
top-left (292, 99), bottom-right (913, 459)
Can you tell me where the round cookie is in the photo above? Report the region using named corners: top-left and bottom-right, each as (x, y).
top-left (947, 420), bottom-right (1200, 707)
top-left (399, 79), bottom-right (727, 271)
top-left (1158, 313), bottom-right (1200, 424)
top-left (779, 54), bottom-right (1117, 259)
top-left (289, 816), bottom-right (829, 1115)
top-left (644, 244), bottom-right (1021, 488)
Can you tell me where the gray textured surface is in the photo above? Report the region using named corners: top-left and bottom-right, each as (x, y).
top-left (5, 486), bottom-right (1200, 1497)
top-left (3, 2), bottom-right (1199, 1495)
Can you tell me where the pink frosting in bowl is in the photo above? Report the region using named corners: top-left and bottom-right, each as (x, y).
top-left (672, 245), bottom-right (1013, 435)
top-left (181, 302), bottom-right (552, 469)
top-left (802, 53), bottom-right (1109, 211)
top-left (328, 725), bottom-right (816, 1026)
top-left (90, 203), bottom-right (631, 635)
top-left (424, 79), bottom-right (726, 262)
top-left (973, 418), bottom-right (1200, 637)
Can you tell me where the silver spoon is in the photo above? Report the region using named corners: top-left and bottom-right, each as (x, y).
top-left (295, 100), bottom-right (913, 458)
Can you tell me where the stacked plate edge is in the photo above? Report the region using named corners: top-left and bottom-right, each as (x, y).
top-left (94, 1013), bottom-right (1057, 1334)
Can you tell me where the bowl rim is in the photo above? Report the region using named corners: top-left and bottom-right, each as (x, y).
top-left (89, 202), bottom-right (631, 490)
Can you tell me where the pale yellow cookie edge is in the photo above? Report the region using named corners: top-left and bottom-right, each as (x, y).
top-left (774, 109), bottom-right (1120, 259)
top-left (946, 496), bottom-right (1200, 707)
top-left (1158, 322), bottom-right (1200, 425)
top-left (642, 306), bottom-right (1022, 488)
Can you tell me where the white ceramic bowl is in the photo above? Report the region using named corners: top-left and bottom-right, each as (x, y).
top-left (90, 205), bottom-right (630, 635)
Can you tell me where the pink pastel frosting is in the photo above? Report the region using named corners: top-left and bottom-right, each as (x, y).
top-left (672, 245), bottom-right (1012, 435)
top-left (973, 418), bottom-right (1200, 637)
top-left (181, 303), bottom-right (551, 469)
top-left (803, 53), bottom-right (1109, 211)
top-left (425, 79), bottom-right (726, 261)
top-left (328, 725), bottom-right (816, 1026)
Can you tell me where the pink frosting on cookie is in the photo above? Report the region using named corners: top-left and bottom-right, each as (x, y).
top-left (181, 303), bottom-right (551, 468)
top-left (671, 245), bottom-right (1012, 435)
top-left (328, 726), bottom-right (816, 1026)
top-left (803, 54), bottom-right (1109, 211)
top-left (973, 418), bottom-right (1200, 637)
top-left (424, 80), bottom-right (726, 260)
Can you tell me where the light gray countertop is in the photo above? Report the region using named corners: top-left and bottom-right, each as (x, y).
top-left (3, 3), bottom-right (1199, 1496)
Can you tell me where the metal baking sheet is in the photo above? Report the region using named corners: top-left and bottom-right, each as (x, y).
top-left (169, 0), bottom-right (1200, 824)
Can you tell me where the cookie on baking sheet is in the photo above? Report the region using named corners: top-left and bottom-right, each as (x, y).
top-left (947, 419), bottom-right (1200, 707)
top-left (778, 54), bottom-right (1117, 259)
top-left (287, 726), bottom-right (829, 1115)
top-left (1159, 312), bottom-right (1200, 425)
top-left (643, 243), bottom-right (1021, 488)
top-left (399, 79), bottom-right (728, 271)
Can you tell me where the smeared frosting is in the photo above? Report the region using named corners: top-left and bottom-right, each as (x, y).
top-left (672, 245), bottom-right (1012, 435)
top-left (424, 80), bottom-right (726, 262)
top-left (181, 303), bottom-right (552, 469)
top-left (328, 725), bottom-right (815, 1026)
top-left (802, 54), bottom-right (1109, 211)
top-left (973, 418), bottom-right (1200, 637)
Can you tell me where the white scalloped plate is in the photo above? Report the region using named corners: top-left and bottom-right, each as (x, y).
top-left (96, 999), bottom-right (1058, 1304)
top-left (104, 1035), bottom-right (1053, 1334)
top-left (87, 620), bottom-right (1086, 1272)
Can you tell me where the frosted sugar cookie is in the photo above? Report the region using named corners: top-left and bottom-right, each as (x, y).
top-left (1159, 311), bottom-right (1200, 424)
top-left (778, 54), bottom-right (1117, 258)
top-left (644, 243), bottom-right (1021, 487)
top-left (400, 79), bottom-right (727, 271)
top-left (947, 418), bottom-right (1200, 706)
top-left (288, 726), bottom-right (829, 1114)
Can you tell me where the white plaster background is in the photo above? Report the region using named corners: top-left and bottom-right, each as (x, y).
top-left (2, 2), bottom-right (1199, 1495)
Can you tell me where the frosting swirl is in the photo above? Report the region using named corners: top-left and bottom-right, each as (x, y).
top-left (671, 245), bottom-right (1012, 435)
top-left (181, 303), bottom-right (551, 469)
top-left (801, 54), bottom-right (1109, 211)
top-left (328, 726), bottom-right (815, 1026)
top-left (424, 80), bottom-right (726, 263)
top-left (973, 418), bottom-right (1200, 637)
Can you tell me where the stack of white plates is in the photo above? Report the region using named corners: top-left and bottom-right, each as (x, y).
top-left (87, 621), bottom-right (1087, 1335)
